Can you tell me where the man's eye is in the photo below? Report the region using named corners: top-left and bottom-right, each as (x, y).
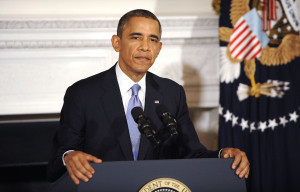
top-left (151, 38), bottom-right (158, 42)
top-left (131, 36), bottom-right (140, 40)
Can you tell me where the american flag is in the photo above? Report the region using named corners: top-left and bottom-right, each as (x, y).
top-left (229, 9), bottom-right (269, 60)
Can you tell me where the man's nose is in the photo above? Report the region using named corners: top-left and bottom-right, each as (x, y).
top-left (139, 38), bottom-right (150, 51)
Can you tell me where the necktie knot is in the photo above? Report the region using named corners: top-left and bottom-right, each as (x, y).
top-left (131, 84), bottom-right (141, 96)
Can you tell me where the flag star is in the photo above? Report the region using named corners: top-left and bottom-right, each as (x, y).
top-left (289, 111), bottom-right (299, 122)
top-left (250, 122), bottom-right (256, 133)
top-left (268, 119), bottom-right (278, 130)
top-left (219, 106), bottom-right (224, 115)
top-left (232, 115), bottom-right (239, 127)
top-left (277, 27), bottom-right (281, 33)
top-left (240, 118), bottom-right (249, 131)
top-left (258, 121), bottom-right (268, 132)
top-left (224, 110), bottom-right (232, 122)
top-left (279, 116), bottom-right (288, 127)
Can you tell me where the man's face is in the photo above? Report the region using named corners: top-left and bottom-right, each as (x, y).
top-left (112, 16), bottom-right (162, 81)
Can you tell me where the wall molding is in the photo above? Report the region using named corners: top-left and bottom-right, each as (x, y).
top-left (0, 38), bottom-right (218, 49)
top-left (0, 16), bottom-right (218, 49)
top-left (0, 16), bottom-right (217, 29)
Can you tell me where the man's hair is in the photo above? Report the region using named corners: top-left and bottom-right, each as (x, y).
top-left (117, 9), bottom-right (162, 38)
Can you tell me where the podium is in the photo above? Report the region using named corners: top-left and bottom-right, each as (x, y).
top-left (49, 158), bottom-right (246, 192)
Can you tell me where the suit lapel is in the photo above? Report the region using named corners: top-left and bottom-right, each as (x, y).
top-left (138, 72), bottom-right (163, 160)
top-left (99, 66), bottom-right (133, 160)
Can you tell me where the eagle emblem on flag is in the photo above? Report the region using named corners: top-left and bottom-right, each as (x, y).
top-left (218, 0), bottom-right (299, 101)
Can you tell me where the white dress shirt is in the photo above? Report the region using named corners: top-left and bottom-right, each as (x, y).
top-left (115, 62), bottom-right (146, 112)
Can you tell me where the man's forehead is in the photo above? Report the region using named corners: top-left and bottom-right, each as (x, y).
top-left (123, 17), bottom-right (160, 37)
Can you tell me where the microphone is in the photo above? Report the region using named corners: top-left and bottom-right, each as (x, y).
top-left (131, 107), bottom-right (161, 146)
top-left (156, 104), bottom-right (178, 137)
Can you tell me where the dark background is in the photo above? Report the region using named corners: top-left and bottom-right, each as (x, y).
top-left (0, 120), bottom-right (59, 192)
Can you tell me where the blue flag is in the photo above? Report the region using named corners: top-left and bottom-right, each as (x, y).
top-left (217, 0), bottom-right (300, 192)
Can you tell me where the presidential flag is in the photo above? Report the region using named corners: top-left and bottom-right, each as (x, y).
top-left (215, 0), bottom-right (300, 191)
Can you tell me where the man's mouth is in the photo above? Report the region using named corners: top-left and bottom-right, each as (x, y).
top-left (135, 55), bottom-right (151, 60)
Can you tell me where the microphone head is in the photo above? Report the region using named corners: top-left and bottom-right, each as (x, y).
top-left (131, 107), bottom-right (144, 122)
top-left (156, 104), bottom-right (169, 117)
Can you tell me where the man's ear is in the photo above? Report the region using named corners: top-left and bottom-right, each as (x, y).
top-left (111, 35), bottom-right (121, 52)
top-left (158, 42), bottom-right (162, 55)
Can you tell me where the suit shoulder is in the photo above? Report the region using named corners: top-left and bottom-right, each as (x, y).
top-left (71, 73), bottom-right (102, 88)
top-left (68, 67), bottom-right (113, 92)
top-left (149, 72), bottom-right (183, 89)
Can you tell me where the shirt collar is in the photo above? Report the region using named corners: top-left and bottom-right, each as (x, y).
top-left (116, 62), bottom-right (146, 96)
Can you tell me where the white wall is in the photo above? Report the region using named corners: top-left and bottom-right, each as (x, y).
top-left (0, 0), bottom-right (215, 18)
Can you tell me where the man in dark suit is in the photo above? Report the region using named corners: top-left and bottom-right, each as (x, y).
top-left (47, 9), bottom-right (250, 184)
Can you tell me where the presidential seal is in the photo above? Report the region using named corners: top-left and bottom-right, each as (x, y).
top-left (139, 178), bottom-right (191, 192)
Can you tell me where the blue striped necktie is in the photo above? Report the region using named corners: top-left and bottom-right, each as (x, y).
top-left (126, 84), bottom-right (142, 160)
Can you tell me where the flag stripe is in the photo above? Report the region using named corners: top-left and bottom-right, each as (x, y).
top-left (230, 21), bottom-right (248, 46)
top-left (244, 41), bottom-right (261, 60)
top-left (248, 46), bottom-right (262, 59)
top-left (231, 33), bottom-right (254, 57)
top-left (268, 0), bottom-right (277, 19)
top-left (232, 19), bottom-right (246, 33)
top-left (235, 36), bottom-right (259, 59)
top-left (239, 37), bottom-right (260, 59)
top-left (263, 0), bottom-right (269, 30)
top-left (230, 24), bottom-right (250, 48)
top-left (230, 20), bottom-right (247, 41)
top-left (230, 30), bottom-right (252, 54)
top-left (233, 35), bottom-right (257, 59)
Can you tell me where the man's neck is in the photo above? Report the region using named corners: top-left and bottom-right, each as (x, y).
top-left (118, 64), bottom-right (146, 83)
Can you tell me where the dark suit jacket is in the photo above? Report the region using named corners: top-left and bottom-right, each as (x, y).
top-left (47, 65), bottom-right (218, 182)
